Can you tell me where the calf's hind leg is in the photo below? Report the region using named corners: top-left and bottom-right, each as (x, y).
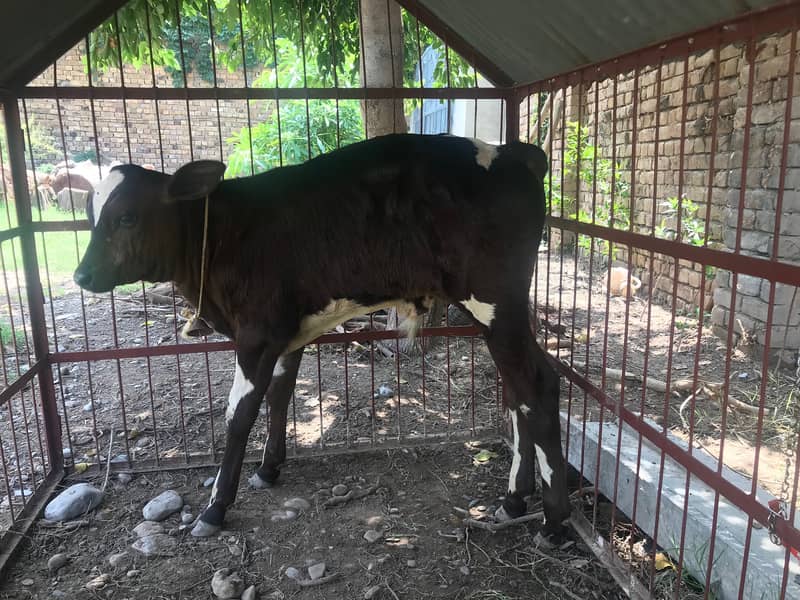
top-left (249, 347), bottom-right (304, 489)
top-left (484, 302), bottom-right (571, 535)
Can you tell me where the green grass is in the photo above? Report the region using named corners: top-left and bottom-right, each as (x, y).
top-left (0, 202), bottom-right (90, 292)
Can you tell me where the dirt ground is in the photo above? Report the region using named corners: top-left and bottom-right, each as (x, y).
top-left (1, 245), bottom-right (799, 598)
top-left (1, 444), bottom-right (626, 600)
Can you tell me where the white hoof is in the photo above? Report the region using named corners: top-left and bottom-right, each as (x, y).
top-left (190, 519), bottom-right (221, 538)
top-left (248, 472), bottom-right (271, 489)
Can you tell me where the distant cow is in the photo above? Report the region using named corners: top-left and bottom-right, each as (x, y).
top-left (73, 133), bottom-right (570, 538)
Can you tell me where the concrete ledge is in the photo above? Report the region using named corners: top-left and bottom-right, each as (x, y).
top-left (562, 412), bottom-right (800, 600)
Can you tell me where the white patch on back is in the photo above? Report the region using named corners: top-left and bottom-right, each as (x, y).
top-left (519, 404), bottom-right (531, 416)
top-left (462, 295), bottom-right (496, 327)
top-left (508, 410), bottom-right (522, 494)
top-left (287, 298), bottom-right (427, 353)
top-left (225, 359), bottom-right (255, 424)
top-left (535, 444), bottom-right (554, 487)
top-left (91, 169), bottom-right (126, 225)
top-left (471, 138), bottom-right (498, 170)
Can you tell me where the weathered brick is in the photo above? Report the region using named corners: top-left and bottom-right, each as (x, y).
top-left (760, 281), bottom-right (800, 305)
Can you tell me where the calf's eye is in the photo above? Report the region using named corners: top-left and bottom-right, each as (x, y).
top-left (119, 213), bottom-right (137, 227)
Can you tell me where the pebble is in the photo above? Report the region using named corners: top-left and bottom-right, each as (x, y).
top-left (110, 454), bottom-right (129, 464)
top-left (132, 521), bottom-right (165, 538)
top-left (142, 490), bottom-right (183, 521)
top-left (308, 562), bottom-right (326, 580)
top-left (44, 483), bottom-right (103, 521)
top-left (270, 509), bottom-right (298, 522)
top-left (283, 497), bottom-right (310, 512)
top-left (85, 574), bottom-right (111, 590)
top-left (181, 512), bottom-right (194, 524)
top-left (108, 551), bottom-right (131, 569)
top-left (468, 498), bottom-right (480, 508)
top-left (241, 585), bottom-right (257, 600)
top-left (126, 570), bottom-right (140, 578)
top-left (377, 384), bottom-right (393, 397)
top-left (285, 566), bottom-right (301, 580)
top-left (363, 530), bottom-right (382, 544)
top-left (51, 591), bottom-right (67, 599)
top-left (364, 585), bottom-right (381, 599)
top-left (82, 402), bottom-right (95, 412)
top-left (389, 507), bottom-right (400, 514)
top-left (331, 484), bottom-right (348, 496)
top-left (117, 472), bottom-right (133, 485)
top-left (203, 476), bottom-right (216, 487)
top-left (131, 533), bottom-right (177, 556)
top-left (407, 559), bottom-right (417, 568)
top-left (62, 447), bottom-right (72, 459)
top-left (211, 568), bottom-right (244, 599)
top-left (21, 578), bottom-right (34, 586)
top-left (459, 565), bottom-right (470, 576)
top-left (47, 553), bottom-right (69, 572)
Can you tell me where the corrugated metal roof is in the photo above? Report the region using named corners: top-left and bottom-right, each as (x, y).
top-left (0, 0), bottom-right (791, 90)
top-left (419, 0), bottom-right (786, 84)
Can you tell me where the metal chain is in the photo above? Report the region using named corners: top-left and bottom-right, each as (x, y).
top-left (769, 354), bottom-right (800, 546)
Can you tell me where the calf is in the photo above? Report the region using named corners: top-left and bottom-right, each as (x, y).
top-left (73, 133), bottom-right (570, 538)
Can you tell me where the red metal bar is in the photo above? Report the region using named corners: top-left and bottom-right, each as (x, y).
top-left (18, 86), bottom-right (509, 101)
top-left (548, 216), bottom-right (800, 287)
top-left (548, 354), bottom-right (800, 552)
top-left (1, 97), bottom-right (62, 473)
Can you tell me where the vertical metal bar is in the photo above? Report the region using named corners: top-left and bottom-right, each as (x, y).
top-left (344, 343), bottom-right (350, 446)
top-left (236, 0), bottom-right (256, 175)
top-left (267, 0), bottom-right (285, 165)
top-left (316, 344), bottom-right (324, 448)
top-left (744, 22), bottom-right (798, 598)
top-left (704, 29), bottom-right (757, 600)
top-left (1, 97), bottom-right (62, 473)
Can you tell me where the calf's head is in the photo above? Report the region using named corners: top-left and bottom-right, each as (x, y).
top-left (73, 160), bottom-right (226, 293)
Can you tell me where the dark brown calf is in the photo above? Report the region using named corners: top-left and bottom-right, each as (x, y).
top-left (73, 133), bottom-right (570, 537)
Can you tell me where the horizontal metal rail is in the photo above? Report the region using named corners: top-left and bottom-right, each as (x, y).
top-left (50, 324), bottom-right (482, 363)
top-left (19, 86), bottom-right (509, 101)
top-left (0, 361), bottom-right (43, 408)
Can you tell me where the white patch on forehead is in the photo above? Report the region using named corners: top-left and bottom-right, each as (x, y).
top-left (225, 359), bottom-right (255, 425)
top-left (462, 295), bottom-right (496, 327)
top-left (92, 169), bottom-right (126, 225)
top-left (508, 410), bottom-right (522, 494)
top-left (471, 138), bottom-right (498, 170)
top-left (519, 404), bottom-right (531, 416)
top-left (535, 444), bottom-right (554, 487)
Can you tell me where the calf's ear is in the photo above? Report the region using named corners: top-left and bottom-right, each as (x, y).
top-left (166, 160), bottom-right (226, 202)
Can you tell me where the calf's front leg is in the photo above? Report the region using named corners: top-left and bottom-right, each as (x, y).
top-left (249, 347), bottom-right (304, 489)
top-left (192, 347), bottom-right (277, 537)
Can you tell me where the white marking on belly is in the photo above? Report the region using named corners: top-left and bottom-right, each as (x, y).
top-left (462, 295), bottom-right (496, 327)
top-left (91, 169), bottom-right (125, 225)
top-left (287, 298), bottom-right (427, 352)
top-left (471, 138), bottom-right (498, 170)
top-left (225, 359), bottom-right (255, 425)
top-left (535, 444), bottom-right (554, 487)
top-left (508, 410), bottom-right (522, 494)
top-left (519, 404), bottom-right (531, 415)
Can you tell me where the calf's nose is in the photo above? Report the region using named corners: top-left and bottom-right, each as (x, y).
top-left (73, 269), bottom-right (92, 288)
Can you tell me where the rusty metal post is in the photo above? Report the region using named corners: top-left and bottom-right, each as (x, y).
top-left (1, 95), bottom-right (63, 474)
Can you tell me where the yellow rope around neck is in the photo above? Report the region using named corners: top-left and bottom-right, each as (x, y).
top-left (181, 194), bottom-right (211, 339)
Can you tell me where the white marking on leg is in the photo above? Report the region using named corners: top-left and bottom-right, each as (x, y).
top-left (91, 169), bottom-right (126, 225)
top-left (508, 410), bottom-right (521, 494)
top-left (535, 444), bottom-right (554, 487)
top-left (519, 404), bottom-right (531, 415)
top-left (462, 295), bottom-right (496, 327)
top-left (226, 359), bottom-right (255, 425)
top-left (208, 469), bottom-right (220, 507)
top-left (471, 138), bottom-right (498, 170)
top-left (272, 356), bottom-right (286, 378)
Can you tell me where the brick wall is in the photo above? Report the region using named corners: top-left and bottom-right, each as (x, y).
top-left (25, 44), bottom-right (269, 171)
top-left (521, 31), bottom-right (800, 358)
